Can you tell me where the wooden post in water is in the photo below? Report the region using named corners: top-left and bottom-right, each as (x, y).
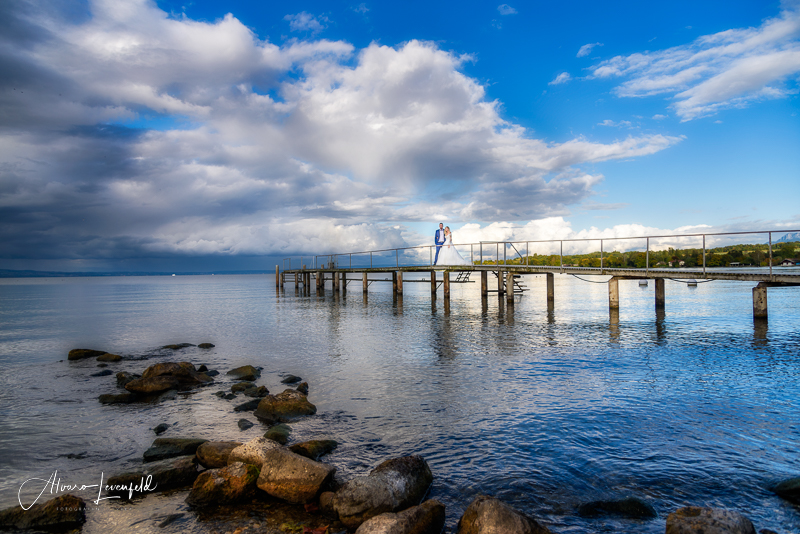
top-left (430, 270), bottom-right (436, 296)
top-left (546, 272), bottom-right (554, 303)
top-left (480, 270), bottom-right (488, 296)
top-left (363, 272), bottom-right (368, 293)
top-left (506, 272), bottom-right (514, 304)
top-left (341, 273), bottom-right (347, 295)
top-left (280, 271), bottom-right (285, 289)
top-left (333, 272), bottom-right (339, 293)
top-left (397, 272), bottom-right (403, 295)
top-left (295, 271), bottom-right (299, 289)
top-left (753, 283), bottom-right (768, 318)
top-left (443, 271), bottom-right (450, 299)
top-left (497, 270), bottom-right (504, 295)
top-left (392, 271), bottom-right (398, 295)
top-left (275, 266), bottom-right (279, 287)
top-left (608, 277), bottom-right (620, 309)
top-left (655, 278), bottom-right (665, 309)
top-left (316, 271), bottom-right (322, 291)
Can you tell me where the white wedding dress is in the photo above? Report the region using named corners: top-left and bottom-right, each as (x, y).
top-left (437, 234), bottom-right (470, 266)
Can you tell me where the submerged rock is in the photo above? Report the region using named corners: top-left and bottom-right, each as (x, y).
top-left (333, 455), bottom-right (434, 530)
top-left (198, 343), bottom-right (215, 349)
top-left (227, 365), bottom-right (261, 381)
top-left (234, 398), bottom-right (261, 412)
top-left (215, 391), bottom-right (237, 400)
top-left (355, 499), bottom-right (446, 534)
top-left (0, 494), bottom-right (85, 531)
top-left (91, 369), bottom-right (114, 377)
top-left (289, 440), bottom-right (338, 461)
top-left (296, 382), bottom-right (309, 395)
top-left (281, 374), bottom-right (302, 384)
top-left (256, 447), bottom-right (336, 504)
top-left (196, 441), bottom-right (242, 469)
top-left (772, 476), bottom-right (800, 504)
top-left (227, 437), bottom-right (282, 469)
top-left (578, 497), bottom-right (657, 518)
top-left (238, 418), bottom-right (254, 431)
top-left (68, 348), bottom-right (106, 360)
top-left (254, 389), bottom-right (317, 423)
top-left (153, 423), bottom-right (170, 435)
top-left (125, 362), bottom-right (213, 394)
top-left (456, 495), bottom-right (552, 534)
top-left (665, 506), bottom-right (755, 534)
top-left (99, 393), bottom-right (138, 404)
top-left (264, 424), bottom-right (292, 445)
top-left (97, 352), bottom-right (122, 362)
top-left (186, 462), bottom-right (259, 507)
top-left (143, 437), bottom-right (208, 462)
top-left (162, 343), bottom-right (195, 350)
top-left (107, 456), bottom-right (198, 499)
top-left (232, 381), bottom-right (256, 392)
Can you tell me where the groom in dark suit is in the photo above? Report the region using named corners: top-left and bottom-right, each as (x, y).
top-left (434, 223), bottom-right (446, 265)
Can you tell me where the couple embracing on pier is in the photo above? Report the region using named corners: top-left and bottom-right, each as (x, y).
top-left (434, 223), bottom-right (470, 266)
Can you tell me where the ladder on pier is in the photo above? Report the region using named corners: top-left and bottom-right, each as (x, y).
top-left (492, 271), bottom-right (528, 293)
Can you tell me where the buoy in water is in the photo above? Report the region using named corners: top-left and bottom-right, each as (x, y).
top-left (639, 280), bottom-right (648, 287)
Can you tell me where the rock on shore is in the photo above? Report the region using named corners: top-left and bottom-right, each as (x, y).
top-left (125, 362), bottom-right (213, 394)
top-left (143, 437), bottom-right (208, 462)
top-left (196, 441), bottom-right (243, 469)
top-left (0, 494), bottom-right (86, 531)
top-left (227, 365), bottom-right (261, 381)
top-left (333, 455), bottom-right (433, 529)
top-left (106, 456), bottom-right (199, 499)
top-left (288, 439), bottom-right (338, 461)
top-left (355, 499), bottom-right (446, 534)
top-left (254, 389), bottom-right (317, 423)
top-left (227, 437), bottom-right (282, 469)
top-left (772, 476), bottom-right (800, 504)
top-left (68, 348), bottom-right (106, 360)
top-left (186, 462), bottom-right (259, 507)
top-left (665, 506), bottom-right (756, 534)
top-left (456, 495), bottom-right (552, 534)
top-left (256, 447), bottom-right (336, 503)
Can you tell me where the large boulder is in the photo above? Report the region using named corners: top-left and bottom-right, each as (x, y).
top-left (125, 362), bottom-right (213, 394)
top-left (186, 462), bottom-right (260, 507)
top-left (577, 497), bottom-right (657, 518)
top-left (68, 348), bottom-right (106, 360)
top-left (254, 389), bottom-right (317, 423)
top-left (143, 437), bottom-right (208, 462)
top-left (264, 424), bottom-right (292, 445)
top-left (665, 507), bottom-right (756, 534)
top-left (227, 365), bottom-right (261, 381)
top-left (227, 437), bottom-right (282, 469)
top-left (333, 455), bottom-right (434, 530)
top-left (0, 494), bottom-right (85, 531)
top-left (355, 499), bottom-right (446, 534)
top-left (97, 352), bottom-right (122, 362)
top-left (257, 447), bottom-right (336, 503)
top-left (116, 371), bottom-right (140, 387)
top-left (289, 439), bottom-right (338, 461)
top-left (196, 441), bottom-right (243, 469)
top-left (106, 456), bottom-right (198, 499)
top-left (772, 476), bottom-right (800, 504)
top-left (456, 495), bottom-right (552, 534)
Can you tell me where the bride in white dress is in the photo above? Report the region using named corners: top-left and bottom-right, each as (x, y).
top-left (436, 226), bottom-right (470, 266)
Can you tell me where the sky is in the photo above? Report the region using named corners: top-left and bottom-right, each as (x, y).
top-left (1, 0), bottom-right (799, 272)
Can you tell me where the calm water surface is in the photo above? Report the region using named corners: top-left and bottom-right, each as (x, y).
top-left (0, 273), bottom-right (798, 533)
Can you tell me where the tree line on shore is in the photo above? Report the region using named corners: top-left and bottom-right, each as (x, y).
top-left (477, 241), bottom-right (799, 268)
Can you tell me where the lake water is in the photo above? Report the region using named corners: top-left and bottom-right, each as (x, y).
top-left (0, 273), bottom-right (799, 533)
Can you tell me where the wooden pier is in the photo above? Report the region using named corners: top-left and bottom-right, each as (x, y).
top-left (277, 263), bottom-right (799, 319)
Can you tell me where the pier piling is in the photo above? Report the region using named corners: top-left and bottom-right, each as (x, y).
top-left (392, 271), bottom-right (398, 295)
top-left (333, 272), bottom-right (339, 293)
top-left (497, 270), bottom-right (504, 295)
top-left (363, 272), bottom-right (368, 293)
top-left (430, 270), bottom-right (436, 296)
top-left (481, 271), bottom-right (488, 296)
top-left (753, 284), bottom-right (768, 318)
top-left (275, 266), bottom-right (279, 287)
top-left (397, 271), bottom-right (403, 295)
top-left (609, 278), bottom-right (620, 310)
top-left (655, 278), bottom-right (665, 309)
top-left (506, 272), bottom-right (514, 304)
top-left (443, 271), bottom-right (450, 299)
top-left (546, 273), bottom-right (554, 303)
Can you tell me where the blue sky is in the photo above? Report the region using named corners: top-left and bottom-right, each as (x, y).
top-left (0, 0), bottom-right (798, 271)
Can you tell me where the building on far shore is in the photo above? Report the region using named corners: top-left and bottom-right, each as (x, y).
top-left (780, 258), bottom-right (798, 266)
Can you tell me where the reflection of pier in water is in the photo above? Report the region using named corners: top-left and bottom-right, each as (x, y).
top-left (278, 229), bottom-right (800, 320)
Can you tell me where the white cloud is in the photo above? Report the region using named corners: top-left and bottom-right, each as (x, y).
top-left (0, 0), bottom-right (682, 260)
top-left (577, 42), bottom-right (603, 58)
top-left (652, 114), bottom-right (667, 120)
top-left (354, 3), bottom-right (369, 14)
top-left (549, 72), bottom-right (571, 85)
top-left (497, 4), bottom-right (518, 15)
top-left (588, 4), bottom-right (800, 120)
top-left (285, 12), bottom-right (329, 34)
top-left (598, 119), bottom-right (633, 127)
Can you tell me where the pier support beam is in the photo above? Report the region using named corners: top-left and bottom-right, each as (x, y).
top-left (275, 266), bottom-right (279, 288)
top-left (546, 273), bottom-right (554, 303)
top-left (316, 271), bottom-right (322, 291)
top-left (497, 270), bottom-right (504, 295)
top-left (443, 271), bottom-right (450, 299)
top-left (430, 270), bottom-right (436, 296)
top-left (655, 278), bottom-right (665, 309)
top-left (333, 272), bottom-right (339, 293)
top-left (295, 272), bottom-right (299, 289)
top-left (608, 277), bottom-right (619, 310)
top-left (280, 271), bottom-right (284, 289)
top-left (392, 271), bottom-right (398, 295)
top-left (753, 284), bottom-right (768, 318)
top-left (341, 274), bottom-right (346, 295)
top-left (506, 272), bottom-right (514, 304)
top-left (397, 272), bottom-right (403, 295)
top-left (363, 272), bottom-right (368, 293)
top-left (481, 271), bottom-right (488, 296)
